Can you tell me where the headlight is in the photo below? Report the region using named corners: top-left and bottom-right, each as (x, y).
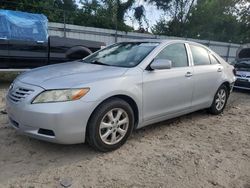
top-left (32, 88), bottom-right (89, 104)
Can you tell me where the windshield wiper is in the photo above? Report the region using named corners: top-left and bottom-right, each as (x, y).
top-left (90, 60), bottom-right (111, 66)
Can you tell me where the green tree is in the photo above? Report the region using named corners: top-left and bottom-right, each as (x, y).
top-left (0, 0), bottom-right (78, 23)
top-left (185, 0), bottom-right (245, 43)
top-left (76, 0), bottom-right (133, 31)
top-left (151, 0), bottom-right (249, 43)
top-left (0, 0), bottom-right (135, 31)
top-left (148, 0), bottom-right (195, 36)
top-left (134, 5), bottom-right (149, 31)
top-left (235, 0), bottom-right (250, 43)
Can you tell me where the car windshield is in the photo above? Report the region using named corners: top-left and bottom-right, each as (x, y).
top-left (83, 42), bottom-right (159, 68)
top-left (235, 60), bottom-right (250, 71)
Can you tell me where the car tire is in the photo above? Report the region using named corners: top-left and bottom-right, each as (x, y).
top-left (66, 46), bottom-right (92, 59)
top-left (208, 84), bottom-right (229, 115)
top-left (87, 98), bottom-right (134, 152)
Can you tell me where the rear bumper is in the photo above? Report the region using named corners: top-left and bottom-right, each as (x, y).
top-left (6, 96), bottom-right (97, 144)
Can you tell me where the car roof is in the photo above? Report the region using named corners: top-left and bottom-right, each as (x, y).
top-left (118, 39), bottom-right (205, 46)
top-left (118, 39), bottom-right (211, 53)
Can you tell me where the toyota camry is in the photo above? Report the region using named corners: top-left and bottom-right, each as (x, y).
top-left (6, 40), bottom-right (236, 151)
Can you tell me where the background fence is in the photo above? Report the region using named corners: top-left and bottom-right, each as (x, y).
top-left (48, 22), bottom-right (240, 63)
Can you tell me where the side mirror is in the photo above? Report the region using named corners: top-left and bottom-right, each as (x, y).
top-left (150, 59), bottom-right (172, 70)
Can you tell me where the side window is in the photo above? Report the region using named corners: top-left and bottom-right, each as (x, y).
top-left (209, 54), bottom-right (220, 64)
top-left (155, 43), bottom-right (188, 68)
top-left (190, 45), bottom-right (210, 66)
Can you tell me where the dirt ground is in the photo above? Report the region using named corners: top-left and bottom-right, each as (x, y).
top-left (0, 84), bottom-right (250, 188)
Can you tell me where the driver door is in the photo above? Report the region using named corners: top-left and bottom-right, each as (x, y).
top-left (142, 43), bottom-right (194, 122)
top-left (0, 15), bottom-right (9, 68)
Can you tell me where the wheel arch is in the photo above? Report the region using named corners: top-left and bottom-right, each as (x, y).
top-left (86, 94), bottom-right (139, 138)
top-left (221, 81), bottom-right (231, 94)
top-left (66, 45), bottom-right (92, 59)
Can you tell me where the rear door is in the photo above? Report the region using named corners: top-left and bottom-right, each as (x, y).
top-left (188, 44), bottom-right (223, 108)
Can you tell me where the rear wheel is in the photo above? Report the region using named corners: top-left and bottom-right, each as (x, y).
top-left (87, 98), bottom-right (134, 152)
top-left (208, 85), bottom-right (229, 115)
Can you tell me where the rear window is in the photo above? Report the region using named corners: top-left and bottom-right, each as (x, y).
top-left (209, 54), bottom-right (220, 64)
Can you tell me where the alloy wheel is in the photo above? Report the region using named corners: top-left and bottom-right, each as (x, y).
top-left (99, 108), bottom-right (129, 145)
top-left (215, 88), bottom-right (226, 111)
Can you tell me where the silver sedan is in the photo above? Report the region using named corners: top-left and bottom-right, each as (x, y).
top-left (6, 40), bottom-right (236, 151)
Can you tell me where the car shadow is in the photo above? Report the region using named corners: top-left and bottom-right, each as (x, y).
top-left (233, 88), bottom-right (250, 94)
top-left (132, 109), bottom-right (208, 136)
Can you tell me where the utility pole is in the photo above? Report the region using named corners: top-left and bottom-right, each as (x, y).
top-left (115, 1), bottom-right (118, 43)
top-left (63, 1), bottom-right (66, 38)
top-left (63, 10), bottom-right (66, 38)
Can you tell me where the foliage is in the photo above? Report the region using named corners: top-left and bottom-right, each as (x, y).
top-left (0, 0), bottom-right (77, 23)
top-left (76, 0), bottom-right (134, 31)
top-left (150, 0), bottom-right (250, 43)
top-left (134, 5), bottom-right (148, 30)
top-left (147, 0), bottom-right (195, 21)
top-left (0, 0), bottom-right (249, 43)
top-left (0, 0), bottom-right (134, 31)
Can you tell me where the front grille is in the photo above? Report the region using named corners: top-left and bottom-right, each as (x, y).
top-left (235, 80), bottom-right (250, 88)
top-left (8, 87), bottom-right (34, 103)
top-left (236, 74), bottom-right (250, 78)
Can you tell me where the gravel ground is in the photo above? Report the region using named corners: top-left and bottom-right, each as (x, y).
top-left (0, 84), bottom-right (250, 188)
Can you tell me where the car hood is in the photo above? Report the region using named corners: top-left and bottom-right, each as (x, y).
top-left (236, 43), bottom-right (250, 61)
top-left (17, 61), bottom-right (128, 89)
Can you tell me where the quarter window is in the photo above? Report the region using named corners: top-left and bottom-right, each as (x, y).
top-left (190, 45), bottom-right (210, 66)
top-left (155, 43), bottom-right (188, 68)
top-left (209, 54), bottom-right (220, 64)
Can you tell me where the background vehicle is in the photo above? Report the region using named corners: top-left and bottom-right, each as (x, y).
top-left (0, 9), bottom-right (105, 69)
top-left (233, 44), bottom-right (250, 90)
top-left (6, 40), bottom-right (235, 152)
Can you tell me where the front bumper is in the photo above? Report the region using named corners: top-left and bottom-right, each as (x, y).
top-left (6, 81), bottom-right (97, 144)
top-left (234, 77), bottom-right (250, 90)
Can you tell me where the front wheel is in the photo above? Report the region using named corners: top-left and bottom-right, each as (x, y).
top-left (87, 98), bottom-right (134, 152)
top-left (208, 85), bottom-right (229, 115)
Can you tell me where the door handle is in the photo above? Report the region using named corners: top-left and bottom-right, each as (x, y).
top-left (217, 67), bottom-right (222, 72)
top-left (185, 72), bottom-right (193, 77)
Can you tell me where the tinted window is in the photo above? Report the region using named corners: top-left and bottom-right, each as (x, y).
top-left (209, 54), bottom-right (220, 64)
top-left (190, 45), bottom-right (210, 66)
top-left (155, 43), bottom-right (188, 67)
